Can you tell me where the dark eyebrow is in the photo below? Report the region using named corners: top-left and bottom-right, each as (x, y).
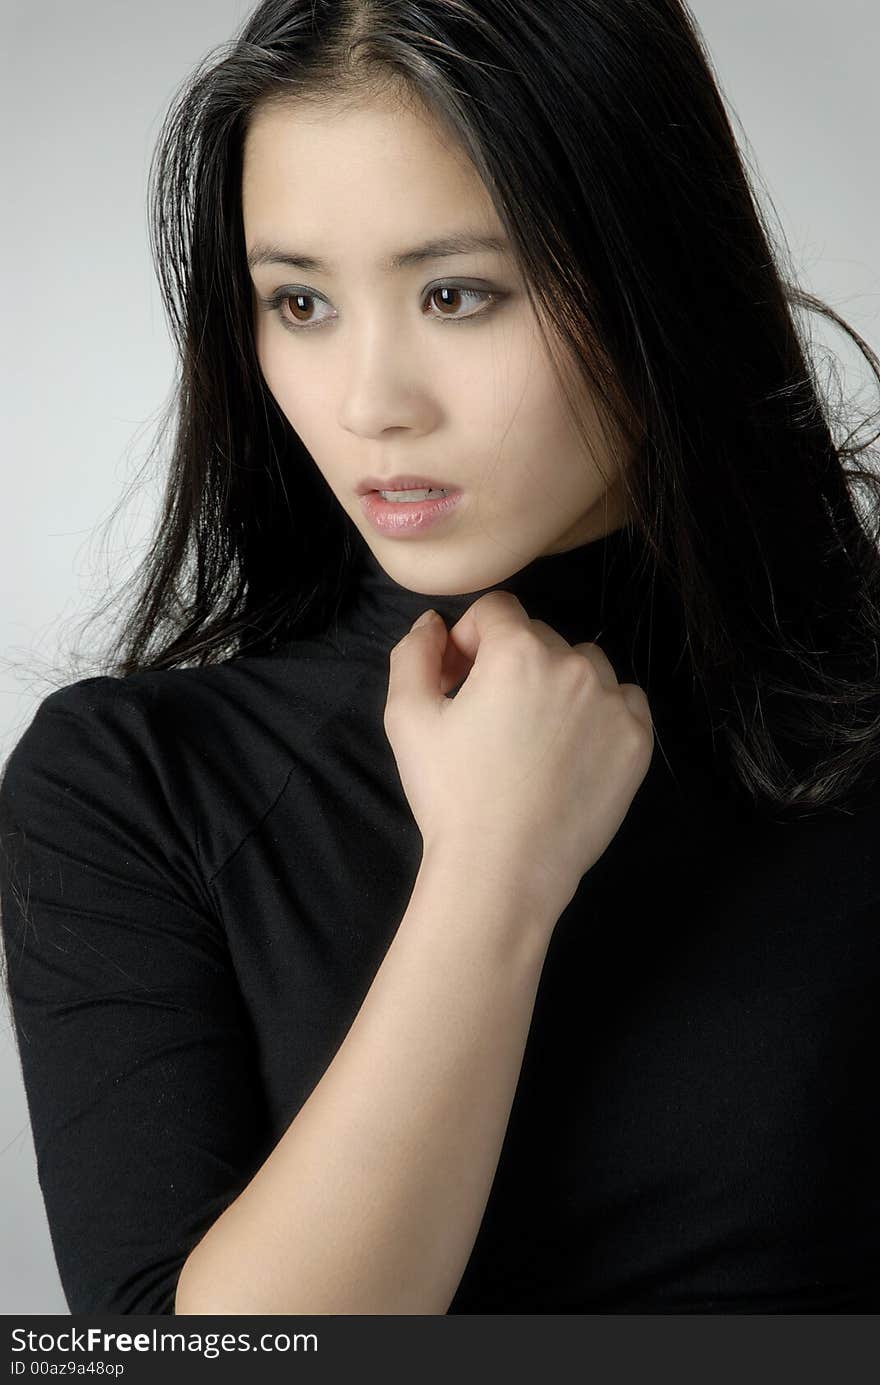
top-left (246, 231), bottom-right (510, 274)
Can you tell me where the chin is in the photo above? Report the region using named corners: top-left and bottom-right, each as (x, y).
top-left (389, 547), bottom-right (541, 598)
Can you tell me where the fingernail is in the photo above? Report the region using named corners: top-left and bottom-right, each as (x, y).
top-left (412, 609), bottom-right (437, 629)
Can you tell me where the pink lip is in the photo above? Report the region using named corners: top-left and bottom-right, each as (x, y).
top-left (360, 488), bottom-right (464, 536)
top-left (356, 474), bottom-right (460, 496)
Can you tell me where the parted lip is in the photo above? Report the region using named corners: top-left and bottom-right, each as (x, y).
top-left (356, 475), bottom-right (460, 495)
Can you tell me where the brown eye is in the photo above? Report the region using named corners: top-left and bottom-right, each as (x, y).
top-left (260, 282), bottom-right (501, 333)
top-left (284, 293), bottom-right (317, 324)
top-left (266, 291), bottom-right (335, 330)
top-left (430, 286), bottom-right (464, 314)
top-left (425, 285), bottom-right (494, 320)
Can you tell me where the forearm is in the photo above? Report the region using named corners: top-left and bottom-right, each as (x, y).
top-left (174, 843), bottom-right (559, 1315)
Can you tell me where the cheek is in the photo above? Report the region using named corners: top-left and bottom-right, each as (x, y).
top-left (483, 319), bottom-right (571, 437)
top-left (489, 355), bottom-right (576, 468)
top-left (257, 354), bottom-right (337, 466)
top-left (509, 338), bottom-right (610, 470)
top-left (254, 319), bottom-right (285, 405)
top-left (479, 362), bottom-right (612, 509)
top-left (256, 334), bottom-right (312, 424)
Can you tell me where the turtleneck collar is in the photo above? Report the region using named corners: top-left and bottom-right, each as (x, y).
top-left (325, 524), bottom-right (692, 711)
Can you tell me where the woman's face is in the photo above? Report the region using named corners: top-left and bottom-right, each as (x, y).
top-left (242, 89), bottom-right (628, 594)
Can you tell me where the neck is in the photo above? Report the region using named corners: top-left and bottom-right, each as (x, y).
top-left (328, 525), bottom-right (688, 702)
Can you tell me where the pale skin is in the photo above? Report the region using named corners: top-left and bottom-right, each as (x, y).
top-left (243, 85), bottom-right (629, 600)
top-left (175, 86), bottom-right (652, 1315)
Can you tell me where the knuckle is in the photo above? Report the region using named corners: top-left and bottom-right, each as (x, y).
top-left (491, 625), bottom-right (538, 667)
top-left (478, 589), bottom-right (525, 610)
top-left (623, 714), bottom-right (654, 763)
top-left (505, 625), bottom-right (539, 654)
top-left (568, 653), bottom-right (600, 692)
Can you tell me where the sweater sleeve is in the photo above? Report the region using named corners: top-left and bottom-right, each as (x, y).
top-left (0, 676), bottom-right (272, 1314)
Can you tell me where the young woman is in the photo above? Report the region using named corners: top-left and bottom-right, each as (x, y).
top-left (2, 0), bottom-right (879, 1316)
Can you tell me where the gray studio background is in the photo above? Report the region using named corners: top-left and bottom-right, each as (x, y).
top-left (2, 0), bottom-right (878, 1315)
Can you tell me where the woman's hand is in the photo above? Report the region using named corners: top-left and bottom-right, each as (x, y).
top-left (383, 592), bottom-right (655, 915)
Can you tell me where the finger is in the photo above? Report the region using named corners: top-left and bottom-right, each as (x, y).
top-left (443, 590), bottom-right (532, 665)
top-left (570, 639), bottom-right (621, 690)
top-left (438, 631), bottom-right (473, 696)
top-left (440, 593), bottom-right (571, 695)
top-left (619, 681), bottom-right (655, 735)
top-left (385, 612), bottom-right (449, 720)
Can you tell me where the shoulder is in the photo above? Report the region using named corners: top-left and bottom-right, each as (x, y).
top-left (2, 674), bottom-right (145, 804)
top-left (0, 669), bottom-right (203, 800)
top-left (0, 645), bottom-right (360, 885)
top-left (1, 656), bottom-right (285, 800)
top-left (0, 673), bottom-right (215, 921)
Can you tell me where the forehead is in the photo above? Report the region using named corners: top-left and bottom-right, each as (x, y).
top-left (241, 94), bottom-right (499, 251)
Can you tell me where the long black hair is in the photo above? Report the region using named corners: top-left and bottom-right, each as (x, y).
top-left (13, 0), bottom-right (880, 821)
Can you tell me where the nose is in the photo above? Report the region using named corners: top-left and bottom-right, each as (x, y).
top-left (336, 322), bottom-right (439, 439)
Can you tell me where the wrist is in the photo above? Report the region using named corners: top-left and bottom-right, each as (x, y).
top-left (417, 835), bottom-right (568, 951)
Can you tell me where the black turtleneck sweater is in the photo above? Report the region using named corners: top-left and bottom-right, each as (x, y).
top-left (1, 524), bottom-right (878, 1314)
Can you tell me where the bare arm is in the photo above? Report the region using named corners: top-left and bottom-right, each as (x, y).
top-left (174, 842), bottom-right (561, 1314)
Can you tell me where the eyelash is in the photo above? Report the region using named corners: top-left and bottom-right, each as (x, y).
top-left (256, 283), bottom-right (504, 332)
